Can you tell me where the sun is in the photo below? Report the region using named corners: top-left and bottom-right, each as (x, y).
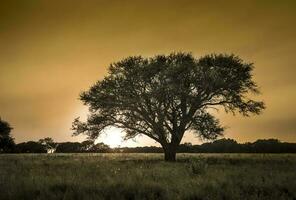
top-left (102, 127), bottom-right (123, 148)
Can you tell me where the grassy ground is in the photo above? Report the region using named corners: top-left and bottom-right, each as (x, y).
top-left (0, 153), bottom-right (295, 200)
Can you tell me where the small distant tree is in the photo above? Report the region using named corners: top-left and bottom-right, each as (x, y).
top-left (81, 140), bottom-right (95, 152)
top-left (55, 142), bottom-right (82, 153)
top-left (178, 142), bottom-right (194, 153)
top-left (252, 139), bottom-right (281, 153)
top-left (0, 118), bottom-right (15, 153)
top-left (38, 137), bottom-right (57, 153)
top-left (91, 142), bottom-right (111, 153)
top-left (72, 53), bottom-right (265, 161)
top-left (201, 138), bottom-right (240, 153)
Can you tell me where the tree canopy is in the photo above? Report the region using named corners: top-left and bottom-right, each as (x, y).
top-left (14, 141), bottom-right (47, 153)
top-left (72, 52), bottom-right (265, 161)
top-left (0, 118), bottom-right (15, 153)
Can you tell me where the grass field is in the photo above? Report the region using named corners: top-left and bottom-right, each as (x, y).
top-left (0, 153), bottom-right (295, 200)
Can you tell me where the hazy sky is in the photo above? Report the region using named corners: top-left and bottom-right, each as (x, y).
top-left (1, 0), bottom-right (296, 146)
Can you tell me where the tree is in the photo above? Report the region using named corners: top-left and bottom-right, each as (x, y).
top-left (55, 142), bottom-right (83, 153)
top-left (81, 140), bottom-right (95, 152)
top-left (72, 53), bottom-right (265, 161)
top-left (0, 118), bottom-right (15, 153)
top-left (200, 138), bottom-right (240, 153)
top-left (252, 139), bottom-right (281, 153)
top-left (38, 137), bottom-right (57, 153)
top-left (90, 142), bottom-right (111, 153)
top-left (178, 142), bottom-right (194, 153)
top-left (14, 141), bottom-right (47, 153)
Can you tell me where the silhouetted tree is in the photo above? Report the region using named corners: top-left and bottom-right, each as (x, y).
top-left (90, 142), bottom-right (111, 153)
top-left (72, 53), bottom-right (265, 161)
top-left (81, 140), bottom-right (95, 152)
top-left (178, 142), bottom-right (194, 153)
top-left (0, 118), bottom-right (15, 153)
top-left (200, 138), bottom-right (241, 153)
top-left (252, 139), bottom-right (281, 153)
top-left (38, 137), bottom-right (57, 153)
top-left (14, 141), bottom-right (47, 153)
top-left (55, 142), bottom-right (82, 153)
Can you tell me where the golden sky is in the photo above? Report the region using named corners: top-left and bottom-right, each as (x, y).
top-left (1, 0), bottom-right (296, 145)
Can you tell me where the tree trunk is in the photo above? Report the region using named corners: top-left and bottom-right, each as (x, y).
top-left (163, 145), bottom-right (177, 162)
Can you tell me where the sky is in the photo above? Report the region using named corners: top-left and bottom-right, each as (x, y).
top-left (0, 0), bottom-right (296, 146)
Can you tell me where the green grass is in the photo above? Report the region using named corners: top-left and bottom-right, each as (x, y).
top-left (0, 153), bottom-right (296, 200)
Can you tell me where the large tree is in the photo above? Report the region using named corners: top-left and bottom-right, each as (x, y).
top-left (72, 53), bottom-right (264, 161)
top-left (0, 118), bottom-right (15, 153)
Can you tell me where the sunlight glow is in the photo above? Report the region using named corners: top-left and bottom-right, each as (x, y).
top-left (101, 127), bottom-right (123, 148)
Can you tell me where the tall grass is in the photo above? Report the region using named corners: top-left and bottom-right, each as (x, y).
top-left (0, 153), bottom-right (295, 200)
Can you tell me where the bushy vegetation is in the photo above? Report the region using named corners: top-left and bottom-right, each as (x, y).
top-left (3, 138), bottom-right (296, 154)
top-left (177, 138), bottom-right (296, 153)
top-left (115, 139), bottom-right (296, 153)
top-left (0, 118), bottom-right (15, 153)
top-left (0, 154), bottom-right (295, 200)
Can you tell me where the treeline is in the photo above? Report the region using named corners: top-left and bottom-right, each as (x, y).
top-left (1, 117), bottom-right (296, 154)
top-left (2, 138), bottom-right (296, 154)
top-left (114, 139), bottom-right (296, 153)
top-left (12, 139), bottom-right (111, 153)
top-left (177, 139), bottom-right (296, 153)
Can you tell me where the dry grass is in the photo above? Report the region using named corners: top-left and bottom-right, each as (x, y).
top-left (0, 153), bottom-right (295, 200)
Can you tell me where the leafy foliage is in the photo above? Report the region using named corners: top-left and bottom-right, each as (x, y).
top-left (14, 141), bottom-right (47, 153)
top-left (55, 141), bottom-right (111, 153)
top-left (0, 118), bottom-right (15, 153)
top-left (55, 142), bottom-right (83, 153)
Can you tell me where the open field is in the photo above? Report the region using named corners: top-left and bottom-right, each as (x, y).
top-left (0, 153), bottom-right (296, 200)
